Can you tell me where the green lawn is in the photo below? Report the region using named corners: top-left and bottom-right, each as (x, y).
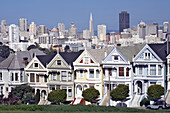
top-left (0, 104), bottom-right (169, 113)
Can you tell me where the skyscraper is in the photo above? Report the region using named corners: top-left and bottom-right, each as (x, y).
top-left (69, 23), bottom-right (77, 37)
top-left (97, 24), bottom-right (106, 41)
top-left (89, 12), bottom-right (94, 38)
top-left (19, 18), bottom-right (28, 32)
top-left (9, 24), bottom-right (20, 43)
top-left (58, 23), bottom-right (65, 32)
top-left (138, 21), bottom-right (146, 39)
top-left (119, 11), bottom-right (130, 32)
top-left (29, 22), bottom-right (37, 36)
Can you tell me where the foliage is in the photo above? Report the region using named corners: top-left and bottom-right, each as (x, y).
top-left (35, 89), bottom-right (40, 104)
top-left (12, 85), bottom-right (33, 104)
top-left (64, 45), bottom-right (70, 52)
top-left (0, 45), bottom-right (14, 58)
top-left (27, 44), bottom-right (37, 51)
top-left (147, 85), bottom-right (164, 100)
top-left (47, 89), bottom-right (67, 105)
top-left (140, 98), bottom-right (150, 106)
top-left (0, 92), bottom-right (20, 105)
top-left (110, 84), bottom-right (129, 102)
top-left (82, 87), bottom-right (100, 104)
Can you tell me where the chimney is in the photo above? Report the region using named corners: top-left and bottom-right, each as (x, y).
top-left (23, 57), bottom-right (28, 65)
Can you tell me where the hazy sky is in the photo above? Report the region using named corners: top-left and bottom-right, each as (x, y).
top-left (1, 0), bottom-right (170, 32)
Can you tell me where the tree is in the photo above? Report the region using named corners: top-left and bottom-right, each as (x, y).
top-left (147, 85), bottom-right (164, 101)
top-left (110, 84), bottom-right (129, 106)
top-left (35, 89), bottom-right (40, 104)
top-left (82, 87), bottom-right (100, 104)
top-left (27, 45), bottom-right (37, 51)
top-left (12, 85), bottom-right (33, 104)
top-left (47, 89), bottom-right (67, 105)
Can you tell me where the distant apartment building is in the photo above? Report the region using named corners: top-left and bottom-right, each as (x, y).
top-left (37, 25), bottom-right (48, 35)
top-left (138, 21), bottom-right (146, 39)
top-left (119, 11), bottom-right (130, 32)
top-left (97, 25), bottom-right (106, 41)
top-left (9, 24), bottom-right (20, 43)
top-left (19, 18), bottom-right (28, 32)
top-left (146, 24), bottom-right (158, 37)
top-left (69, 23), bottom-right (77, 37)
top-left (58, 23), bottom-right (65, 32)
top-left (29, 22), bottom-right (37, 36)
top-left (83, 29), bottom-right (90, 39)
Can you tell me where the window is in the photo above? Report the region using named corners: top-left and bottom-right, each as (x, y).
top-left (15, 73), bottom-right (18, 81)
top-left (30, 73), bottom-right (35, 82)
top-left (144, 65), bottom-right (148, 75)
top-left (89, 69), bottom-right (94, 78)
top-left (145, 52), bottom-right (151, 59)
top-left (96, 70), bottom-right (100, 78)
top-left (114, 56), bottom-right (118, 60)
top-left (68, 88), bottom-right (72, 97)
top-left (36, 75), bottom-right (39, 82)
top-left (150, 65), bottom-right (156, 75)
top-left (44, 76), bottom-right (47, 82)
top-left (61, 71), bottom-right (67, 81)
top-left (6, 87), bottom-right (8, 92)
top-left (68, 73), bottom-right (72, 81)
top-left (53, 73), bottom-right (57, 80)
top-left (139, 66), bottom-right (143, 75)
top-left (79, 70), bottom-right (83, 78)
top-left (126, 68), bottom-right (129, 77)
top-left (11, 73), bottom-right (14, 81)
top-left (150, 82), bottom-right (156, 85)
top-left (108, 69), bottom-right (112, 76)
top-left (84, 57), bottom-right (89, 64)
top-left (158, 65), bottom-right (162, 75)
top-left (57, 60), bottom-right (61, 65)
top-left (34, 63), bottom-right (38, 68)
top-left (90, 85), bottom-right (94, 88)
top-left (0, 73), bottom-right (2, 80)
top-left (50, 85), bottom-right (55, 90)
top-left (119, 67), bottom-right (124, 77)
top-left (56, 85), bottom-right (60, 90)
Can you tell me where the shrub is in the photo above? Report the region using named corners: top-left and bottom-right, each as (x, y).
top-left (140, 98), bottom-right (150, 106)
top-left (47, 89), bottom-right (66, 105)
top-left (147, 85), bottom-right (164, 100)
top-left (82, 87), bottom-right (100, 104)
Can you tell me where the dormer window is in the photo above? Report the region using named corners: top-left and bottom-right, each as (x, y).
top-left (34, 63), bottom-right (38, 68)
top-left (84, 57), bottom-right (89, 64)
top-left (144, 52), bottom-right (151, 59)
top-left (57, 60), bottom-right (61, 65)
top-left (114, 56), bottom-right (118, 60)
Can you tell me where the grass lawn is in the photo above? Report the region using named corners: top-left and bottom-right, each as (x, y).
top-left (0, 104), bottom-right (169, 113)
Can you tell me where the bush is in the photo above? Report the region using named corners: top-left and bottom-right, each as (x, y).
top-left (147, 85), bottom-right (164, 100)
top-left (35, 89), bottom-right (40, 104)
top-left (82, 87), bottom-right (100, 104)
top-left (47, 89), bottom-right (66, 105)
top-left (140, 98), bottom-right (150, 106)
top-left (12, 85), bottom-right (33, 104)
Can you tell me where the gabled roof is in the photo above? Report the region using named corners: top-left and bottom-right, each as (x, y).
top-left (87, 47), bottom-right (113, 64)
top-left (36, 50), bottom-right (83, 67)
top-left (117, 44), bottom-right (146, 62)
top-left (148, 42), bottom-right (170, 62)
top-left (0, 49), bottom-right (45, 70)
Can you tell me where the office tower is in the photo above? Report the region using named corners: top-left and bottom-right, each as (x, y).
top-left (58, 23), bottom-right (65, 32)
top-left (97, 24), bottom-right (106, 41)
top-left (146, 24), bottom-right (158, 36)
top-left (83, 29), bottom-right (90, 39)
top-left (89, 12), bottom-right (94, 38)
top-left (29, 22), bottom-right (37, 36)
top-left (9, 24), bottom-right (20, 43)
top-left (19, 18), bottom-right (28, 32)
top-left (119, 11), bottom-right (130, 32)
top-left (1, 20), bottom-right (7, 33)
top-left (37, 25), bottom-right (48, 35)
top-left (138, 21), bottom-right (146, 39)
top-left (69, 23), bottom-right (77, 37)
top-left (168, 23), bottom-right (170, 33)
top-left (163, 22), bottom-right (169, 33)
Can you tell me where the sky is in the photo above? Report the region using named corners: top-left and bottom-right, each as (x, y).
top-left (0, 0), bottom-right (170, 32)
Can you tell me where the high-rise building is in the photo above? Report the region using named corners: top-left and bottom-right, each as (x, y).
top-left (0, 20), bottom-right (7, 33)
top-left (37, 25), bottom-right (48, 35)
top-left (138, 21), bottom-right (146, 39)
top-left (119, 11), bottom-right (130, 32)
top-left (163, 22), bottom-right (169, 33)
top-left (9, 24), bottom-right (20, 43)
top-left (89, 12), bottom-right (94, 38)
top-left (69, 23), bottom-right (77, 37)
top-left (97, 24), bottom-right (106, 41)
top-left (19, 18), bottom-right (28, 32)
top-left (146, 24), bottom-right (158, 36)
top-left (29, 22), bottom-right (37, 36)
top-left (83, 29), bottom-right (90, 39)
top-left (58, 23), bottom-right (65, 32)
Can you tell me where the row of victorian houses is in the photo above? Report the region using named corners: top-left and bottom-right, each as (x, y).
top-left (0, 42), bottom-right (170, 107)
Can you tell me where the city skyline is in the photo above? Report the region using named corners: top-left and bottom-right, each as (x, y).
top-left (0, 0), bottom-right (170, 32)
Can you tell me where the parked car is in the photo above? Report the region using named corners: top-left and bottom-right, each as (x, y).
top-left (146, 100), bottom-right (167, 109)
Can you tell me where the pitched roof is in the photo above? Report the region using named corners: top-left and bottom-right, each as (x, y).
top-left (117, 44), bottom-right (146, 62)
top-left (148, 42), bottom-right (170, 61)
top-left (36, 54), bottom-right (56, 67)
top-left (0, 49), bottom-right (45, 70)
